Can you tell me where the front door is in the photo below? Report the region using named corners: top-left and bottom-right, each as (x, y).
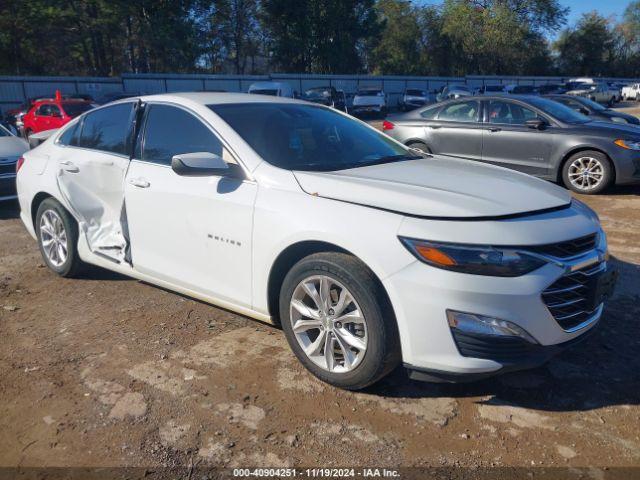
top-left (480, 99), bottom-right (554, 177)
top-left (124, 103), bottom-right (257, 308)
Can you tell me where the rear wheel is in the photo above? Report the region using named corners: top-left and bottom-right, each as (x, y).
top-left (36, 198), bottom-right (85, 277)
top-left (279, 252), bottom-right (400, 390)
top-left (561, 151), bottom-right (613, 195)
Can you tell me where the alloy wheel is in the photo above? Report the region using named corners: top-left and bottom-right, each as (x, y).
top-left (289, 275), bottom-right (368, 373)
top-left (39, 209), bottom-right (68, 267)
top-left (567, 156), bottom-right (604, 192)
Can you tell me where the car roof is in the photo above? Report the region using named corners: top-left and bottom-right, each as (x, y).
top-left (135, 91), bottom-right (303, 106)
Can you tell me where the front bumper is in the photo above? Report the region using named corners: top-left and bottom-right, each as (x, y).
top-left (383, 227), bottom-right (614, 382)
top-left (406, 322), bottom-right (600, 383)
top-left (351, 105), bottom-right (384, 115)
top-left (611, 149), bottom-right (640, 185)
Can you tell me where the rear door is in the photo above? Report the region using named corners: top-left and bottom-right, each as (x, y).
top-left (124, 103), bottom-right (257, 307)
top-left (480, 99), bottom-right (554, 177)
top-left (424, 99), bottom-right (483, 161)
top-left (56, 102), bottom-right (136, 263)
top-left (48, 104), bottom-right (65, 130)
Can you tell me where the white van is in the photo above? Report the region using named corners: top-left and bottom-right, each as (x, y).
top-left (248, 81), bottom-right (294, 98)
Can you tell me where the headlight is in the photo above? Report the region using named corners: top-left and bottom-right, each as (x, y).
top-left (399, 238), bottom-right (547, 277)
top-left (614, 139), bottom-right (640, 150)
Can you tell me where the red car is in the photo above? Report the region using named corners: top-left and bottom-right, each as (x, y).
top-left (22, 92), bottom-right (94, 136)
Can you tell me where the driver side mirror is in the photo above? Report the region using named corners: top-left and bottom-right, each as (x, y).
top-left (525, 118), bottom-right (548, 130)
top-left (579, 107), bottom-right (590, 115)
top-left (171, 152), bottom-right (230, 177)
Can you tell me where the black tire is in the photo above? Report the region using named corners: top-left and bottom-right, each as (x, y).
top-left (36, 198), bottom-right (85, 277)
top-left (561, 150), bottom-right (613, 195)
top-left (279, 252), bottom-right (401, 390)
top-left (407, 141), bottom-right (432, 154)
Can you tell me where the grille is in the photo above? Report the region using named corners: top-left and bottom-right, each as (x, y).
top-left (528, 233), bottom-right (598, 259)
top-left (542, 262), bottom-right (603, 331)
top-left (451, 331), bottom-right (539, 361)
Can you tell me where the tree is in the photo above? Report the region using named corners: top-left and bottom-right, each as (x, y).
top-left (554, 12), bottom-right (617, 76)
top-left (261, 0), bottom-right (382, 73)
top-left (369, 0), bottom-right (422, 75)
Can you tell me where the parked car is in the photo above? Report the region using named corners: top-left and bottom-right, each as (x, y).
top-left (566, 82), bottom-right (616, 106)
top-left (536, 84), bottom-right (566, 95)
top-left (398, 88), bottom-right (430, 111)
top-left (302, 86), bottom-right (347, 112)
top-left (503, 84), bottom-right (538, 95)
top-left (544, 94), bottom-right (640, 126)
top-left (436, 84), bottom-right (471, 102)
top-left (383, 95), bottom-right (640, 194)
top-left (0, 123), bottom-right (29, 201)
top-left (621, 83), bottom-right (640, 101)
top-left (16, 92), bottom-right (616, 389)
top-left (475, 85), bottom-right (505, 95)
top-left (248, 81), bottom-right (294, 98)
top-left (351, 87), bottom-right (387, 117)
top-left (21, 95), bottom-right (94, 136)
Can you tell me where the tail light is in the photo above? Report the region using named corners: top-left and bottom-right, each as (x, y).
top-left (16, 156), bottom-right (25, 173)
top-left (382, 120), bottom-right (394, 131)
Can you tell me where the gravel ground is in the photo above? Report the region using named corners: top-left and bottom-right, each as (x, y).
top-left (1, 114), bottom-right (639, 478)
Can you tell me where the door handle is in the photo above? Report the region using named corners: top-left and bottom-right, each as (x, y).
top-left (60, 160), bottom-right (79, 173)
top-left (489, 127), bottom-right (502, 132)
top-left (129, 178), bottom-right (150, 188)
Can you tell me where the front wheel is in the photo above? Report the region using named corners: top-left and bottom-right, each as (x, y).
top-left (561, 151), bottom-right (613, 195)
top-left (279, 252), bottom-right (400, 390)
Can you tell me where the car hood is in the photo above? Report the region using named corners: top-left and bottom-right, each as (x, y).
top-left (581, 120), bottom-right (640, 135)
top-left (0, 136), bottom-right (29, 158)
top-left (293, 157), bottom-right (571, 219)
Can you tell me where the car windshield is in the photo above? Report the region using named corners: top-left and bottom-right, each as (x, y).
top-left (0, 125), bottom-right (10, 136)
top-left (250, 89), bottom-right (279, 96)
top-left (357, 90), bottom-right (382, 96)
top-left (406, 89), bottom-right (426, 96)
top-left (526, 97), bottom-right (590, 123)
top-left (62, 102), bottom-right (94, 117)
top-left (209, 103), bottom-right (418, 172)
top-left (566, 82), bottom-right (590, 91)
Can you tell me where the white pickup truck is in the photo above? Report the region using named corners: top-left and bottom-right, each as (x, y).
top-left (622, 83), bottom-right (640, 101)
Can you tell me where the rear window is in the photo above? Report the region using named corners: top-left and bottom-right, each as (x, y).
top-left (209, 103), bottom-right (413, 172)
top-left (249, 89), bottom-right (278, 96)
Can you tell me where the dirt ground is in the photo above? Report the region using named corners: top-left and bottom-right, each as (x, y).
top-left (1, 120), bottom-right (640, 478)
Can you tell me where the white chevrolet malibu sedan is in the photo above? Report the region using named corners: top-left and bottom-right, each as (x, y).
top-left (16, 93), bottom-right (617, 389)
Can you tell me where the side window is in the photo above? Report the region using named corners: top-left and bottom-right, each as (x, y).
top-left (420, 105), bottom-right (440, 119)
top-left (437, 101), bottom-right (479, 123)
top-left (79, 103), bottom-right (135, 155)
top-left (140, 104), bottom-right (232, 166)
top-left (36, 104), bottom-right (51, 116)
top-left (58, 120), bottom-right (81, 146)
top-left (487, 100), bottom-right (537, 125)
top-left (49, 105), bottom-right (61, 117)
